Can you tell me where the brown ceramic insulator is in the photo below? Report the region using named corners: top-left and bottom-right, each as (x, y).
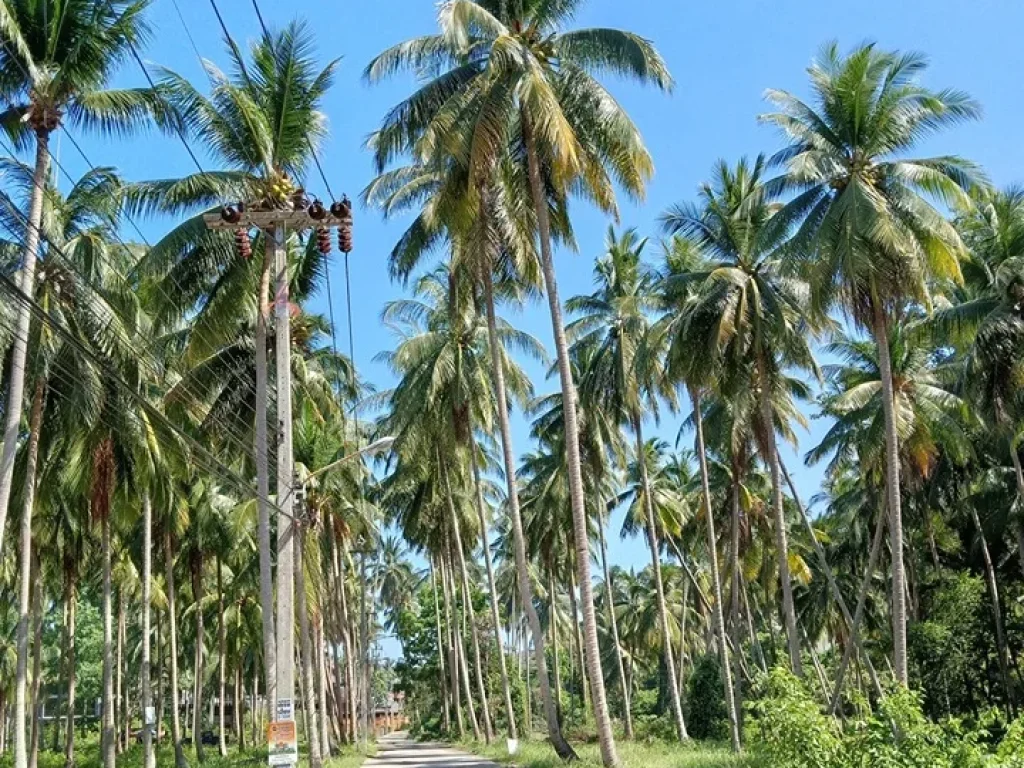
top-left (316, 226), bottom-right (331, 255)
top-left (337, 221), bottom-right (352, 254)
top-left (235, 228), bottom-right (252, 260)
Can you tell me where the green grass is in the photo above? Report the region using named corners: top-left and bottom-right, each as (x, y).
top-left (456, 736), bottom-right (757, 768)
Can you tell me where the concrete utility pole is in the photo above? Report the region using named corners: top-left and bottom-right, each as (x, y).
top-left (205, 196), bottom-right (352, 763)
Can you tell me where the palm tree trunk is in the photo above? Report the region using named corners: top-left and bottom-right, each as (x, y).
top-left (471, 447), bottom-right (518, 740)
top-left (164, 528), bottom-right (187, 768)
top-left (295, 526), bottom-right (323, 768)
top-left (522, 108), bottom-right (618, 768)
top-left (235, 666), bottom-right (244, 751)
top-left (28, 554), bottom-right (43, 768)
top-left (632, 413), bottom-right (688, 740)
top-left (871, 306), bottom-right (908, 685)
top-left (217, 557), bottom-right (228, 758)
top-left (690, 387), bottom-right (740, 752)
top-left (780, 461), bottom-right (883, 697)
top-left (480, 268), bottom-right (576, 759)
top-left (448, 490), bottom-right (494, 742)
top-left (548, 571), bottom-right (563, 724)
top-left (156, 614), bottom-right (164, 743)
top-left (141, 494), bottom-right (155, 768)
top-left (191, 554), bottom-right (206, 763)
top-left (429, 558), bottom-right (451, 734)
top-left (1009, 448), bottom-right (1024, 581)
top-left (567, 571), bottom-right (589, 721)
top-left (13, 377), bottom-right (44, 768)
top-left (729, 463), bottom-right (744, 714)
top-left (970, 506), bottom-right (1016, 711)
top-left (756, 371), bottom-right (803, 677)
top-left (315, 614), bottom-right (331, 754)
top-left (440, 554), bottom-right (464, 738)
top-left (101, 513), bottom-right (115, 768)
top-left (597, 514), bottom-right (633, 738)
top-left (677, 577), bottom-right (689, 695)
top-left (63, 574), bottom-right (77, 768)
top-left (448, 551), bottom-right (482, 741)
top-left (829, 501), bottom-right (887, 714)
top-left (255, 239), bottom-right (277, 719)
top-left (329, 528), bottom-right (355, 743)
top-left (0, 132), bottom-right (49, 558)
top-left (116, 593), bottom-right (125, 754)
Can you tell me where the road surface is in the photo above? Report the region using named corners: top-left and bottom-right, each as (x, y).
top-left (364, 732), bottom-right (502, 768)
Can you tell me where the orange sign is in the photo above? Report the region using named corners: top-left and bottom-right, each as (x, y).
top-left (267, 720), bottom-right (298, 766)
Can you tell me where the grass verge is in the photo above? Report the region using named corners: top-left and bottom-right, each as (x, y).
top-left (456, 736), bottom-right (757, 768)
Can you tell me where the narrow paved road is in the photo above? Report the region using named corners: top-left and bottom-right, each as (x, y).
top-left (364, 733), bottom-right (502, 768)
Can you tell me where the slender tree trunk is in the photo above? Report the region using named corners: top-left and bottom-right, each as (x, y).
top-left (255, 239), bottom-right (277, 719)
top-left (315, 614), bottom-right (331, 754)
top-left (429, 558), bottom-right (451, 735)
top-left (440, 554), bottom-right (464, 738)
top-left (1010, 448), bottom-right (1024, 580)
top-left (449, 497), bottom-right (494, 742)
top-left (192, 555), bottom-right (206, 763)
top-left (596, 514), bottom-right (632, 738)
top-left (217, 557), bottom-right (228, 758)
top-left (1, 695), bottom-right (7, 754)
top-left (677, 578), bottom-right (690, 695)
top-left (970, 506), bottom-right (1016, 712)
top-left (757, 370), bottom-right (802, 677)
top-left (729, 464), bottom-right (744, 727)
top-left (549, 571), bottom-right (563, 724)
top-left (296, 525), bottom-right (323, 768)
top-left (164, 528), bottom-right (187, 767)
top-left (141, 495), bottom-right (155, 768)
top-left (471, 449), bottom-right (518, 740)
top-left (690, 387), bottom-right (740, 752)
top-left (872, 307), bottom-right (908, 685)
top-left (156, 614), bottom-right (164, 743)
top-left (101, 514), bottom-right (115, 768)
top-left (522, 108), bottom-right (617, 768)
top-left (448, 551), bottom-right (481, 740)
top-left (633, 414), bottom-right (688, 739)
top-left (235, 666), bottom-right (244, 751)
top-left (480, 269), bottom-right (575, 759)
top-left (28, 554), bottom-right (43, 768)
top-left (116, 594), bottom-right (125, 754)
top-left (830, 501), bottom-right (887, 714)
top-left (0, 131), bottom-right (49, 558)
top-left (13, 377), bottom-right (44, 768)
top-left (63, 574), bottom-right (77, 768)
top-left (567, 571), bottom-right (589, 722)
top-left (780, 461), bottom-right (883, 697)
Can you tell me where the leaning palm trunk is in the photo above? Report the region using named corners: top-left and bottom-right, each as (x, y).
top-left (429, 558), bottom-right (452, 734)
top-left (871, 307), bottom-right (908, 685)
top-left (597, 514), bottom-right (633, 738)
top-left (522, 111), bottom-right (617, 766)
top-left (449, 499), bottom-right (494, 742)
top-left (1009, 448), bottom-right (1024, 580)
top-left (440, 554), bottom-right (465, 737)
top-left (690, 387), bottom-right (740, 752)
top-left (780, 462), bottom-right (882, 698)
top-left (829, 500), bottom-right (887, 714)
top-left (756, 375), bottom-right (803, 677)
top-left (296, 526), bottom-right (323, 768)
top-left (255, 245), bottom-right (277, 718)
top-left (164, 528), bottom-right (187, 768)
top-left (471, 451), bottom-right (518, 739)
top-left (447, 549), bottom-right (482, 740)
top-left (480, 268), bottom-right (576, 759)
top-left (0, 135), bottom-right (49, 558)
top-left (141, 495), bottom-right (155, 768)
top-left (970, 506), bottom-right (1016, 708)
top-left (13, 378), bottom-right (44, 768)
top-left (633, 413), bottom-right (688, 740)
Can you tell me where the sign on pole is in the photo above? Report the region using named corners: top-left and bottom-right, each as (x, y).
top-left (267, 719), bottom-right (298, 766)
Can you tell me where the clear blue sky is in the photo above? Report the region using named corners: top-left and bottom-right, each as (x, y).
top-left (50, 0), bottom-right (1024, 649)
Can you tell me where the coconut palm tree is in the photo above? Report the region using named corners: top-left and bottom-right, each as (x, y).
top-left (128, 21), bottom-right (339, 709)
top-left (567, 226), bottom-right (688, 740)
top-left (0, 0), bottom-right (168, 565)
top-left (662, 156), bottom-right (820, 677)
top-left (762, 41), bottom-right (985, 683)
top-left (368, 4), bottom-right (672, 759)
